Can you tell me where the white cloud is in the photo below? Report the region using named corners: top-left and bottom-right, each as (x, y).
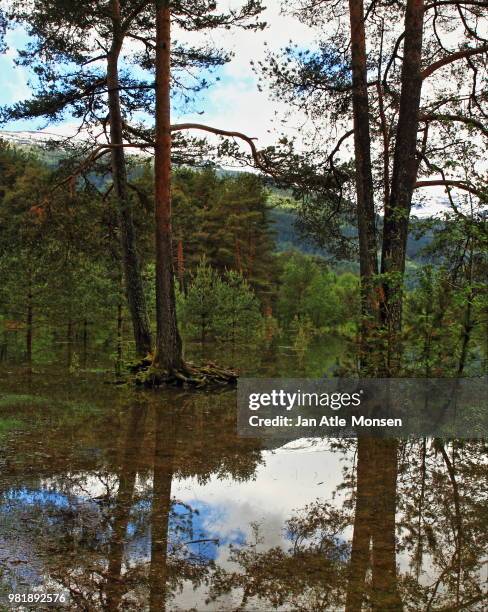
top-left (172, 1), bottom-right (316, 147)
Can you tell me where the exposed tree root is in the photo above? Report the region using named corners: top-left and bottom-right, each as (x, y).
top-left (127, 356), bottom-right (238, 389)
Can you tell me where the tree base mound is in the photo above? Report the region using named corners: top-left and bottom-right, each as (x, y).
top-left (127, 357), bottom-right (238, 389)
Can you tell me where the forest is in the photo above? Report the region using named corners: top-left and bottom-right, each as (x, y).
top-left (0, 1), bottom-right (486, 383)
top-left (1, 140), bottom-right (486, 379)
top-left (0, 0), bottom-right (487, 610)
top-left (0, 0), bottom-right (486, 382)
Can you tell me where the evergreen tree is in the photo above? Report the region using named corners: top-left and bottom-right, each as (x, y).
top-left (0, 141), bottom-right (121, 367)
top-left (259, 0), bottom-right (488, 377)
top-left (3, 0), bottom-right (265, 364)
top-left (215, 270), bottom-right (263, 344)
top-left (180, 259), bottom-right (263, 344)
top-left (180, 258), bottom-right (220, 344)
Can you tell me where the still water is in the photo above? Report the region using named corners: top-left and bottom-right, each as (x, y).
top-left (0, 367), bottom-right (486, 611)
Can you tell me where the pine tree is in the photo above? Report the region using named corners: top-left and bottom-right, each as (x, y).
top-left (3, 0), bottom-right (265, 374)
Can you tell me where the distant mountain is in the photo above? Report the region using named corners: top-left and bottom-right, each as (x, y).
top-left (1, 130), bottom-right (434, 269)
top-left (271, 207), bottom-right (434, 264)
top-left (0, 130), bottom-right (63, 146)
top-left (0, 129), bottom-right (75, 166)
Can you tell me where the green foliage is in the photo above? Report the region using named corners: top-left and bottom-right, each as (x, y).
top-left (277, 252), bottom-right (360, 333)
top-left (179, 259), bottom-right (263, 344)
top-left (0, 140), bottom-right (123, 366)
top-left (403, 208), bottom-right (488, 376)
top-left (180, 258), bottom-right (220, 344)
top-left (133, 167), bottom-right (279, 300)
top-left (214, 270), bottom-right (264, 343)
top-left (290, 315), bottom-right (315, 355)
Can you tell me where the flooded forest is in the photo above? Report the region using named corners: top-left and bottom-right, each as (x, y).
top-left (0, 0), bottom-right (486, 610)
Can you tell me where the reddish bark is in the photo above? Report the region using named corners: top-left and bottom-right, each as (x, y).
top-left (153, 0), bottom-right (184, 371)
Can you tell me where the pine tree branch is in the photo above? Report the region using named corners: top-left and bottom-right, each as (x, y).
top-left (420, 112), bottom-right (488, 136)
top-left (170, 122), bottom-right (272, 173)
top-left (51, 122), bottom-right (278, 193)
top-left (415, 179), bottom-right (486, 198)
top-left (421, 44), bottom-right (488, 79)
top-left (425, 0), bottom-right (488, 8)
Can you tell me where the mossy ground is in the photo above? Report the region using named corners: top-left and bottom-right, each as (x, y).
top-left (126, 356), bottom-right (238, 389)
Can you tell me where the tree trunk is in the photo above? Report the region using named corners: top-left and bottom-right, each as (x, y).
top-left (116, 297), bottom-right (123, 376)
top-left (176, 238), bottom-right (185, 292)
top-left (347, 0), bottom-right (380, 374)
top-left (106, 403), bottom-right (148, 610)
top-left (0, 330), bottom-right (7, 362)
top-left (67, 317), bottom-right (73, 369)
top-left (235, 237), bottom-right (243, 275)
top-left (346, 438), bottom-right (402, 612)
top-left (458, 247), bottom-right (474, 376)
top-left (380, 0), bottom-right (425, 375)
top-left (345, 438), bottom-right (375, 612)
top-left (26, 287), bottom-right (33, 369)
top-left (107, 0), bottom-right (152, 357)
top-left (149, 408), bottom-right (177, 612)
top-left (82, 318), bottom-right (88, 367)
top-left (415, 438), bottom-right (427, 579)
top-left (370, 439), bottom-right (402, 611)
top-left (153, 0), bottom-right (184, 372)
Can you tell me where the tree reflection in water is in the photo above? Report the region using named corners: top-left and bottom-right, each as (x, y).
top-left (0, 390), bottom-right (263, 610)
top-left (0, 382), bottom-right (486, 610)
top-left (208, 438), bottom-right (487, 612)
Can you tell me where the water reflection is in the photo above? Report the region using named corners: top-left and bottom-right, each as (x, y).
top-left (346, 439), bottom-right (400, 611)
top-left (0, 375), bottom-right (486, 610)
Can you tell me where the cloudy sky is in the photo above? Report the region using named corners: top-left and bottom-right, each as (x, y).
top-left (0, 2), bottom-right (474, 216)
top-left (0, 2), bottom-right (315, 147)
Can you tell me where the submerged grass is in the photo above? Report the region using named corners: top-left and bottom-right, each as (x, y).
top-left (0, 394), bottom-right (50, 409)
top-left (0, 416), bottom-right (23, 434)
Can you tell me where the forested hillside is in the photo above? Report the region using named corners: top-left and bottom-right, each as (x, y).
top-left (0, 1), bottom-right (487, 609)
top-left (1, 137), bottom-right (486, 378)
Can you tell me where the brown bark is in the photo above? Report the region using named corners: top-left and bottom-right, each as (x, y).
top-left (421, 43), bottom-right (488, 79)
top-left (149, 408), bottom-right (178, 612)
top-left (370, 440), bottom-right (402, 611)
top-left (457, 248), bottom-right (474, 376)
top-left (107, 0), bottom-right (152, 357)
top-left (346, 439), bottom-right (402, 612)
top-left (106, 403), bottom-right (148, 610)
top-left (345, 438), bottom-right (375, 612)
top-left (82, 318), bottom-right (88, 367)
top-left (153, 0), bottom-right (184, 372)
top-left (116, 296), bottom-right (123, 376)
top-left (66, 317), bottom-right (73, 369)
top-left (26, 285), bottom-right (33, 368)
top-left (0, 331), bottom-right (7, 362)
top-left (176, 238), bottom-right (185, 292)
top-left (415, 179), bottom-right (482, 199)
top-left (348, 0), bottom-right (380, 374)
top-left (380, 0), bottom-right (425, 375)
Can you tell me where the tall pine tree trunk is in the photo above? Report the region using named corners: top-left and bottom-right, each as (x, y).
top-left (149, 408), bottom-right (177, 611)
top-left (346, 439), bottom-right (401, 612)
top-left (380, 0), bottom-right (425, 375)
top-left (457, 247), bottom-right (474, 376)
top-left (82, 318), bottom-right (88, 367)
top-left (66, 316), bottom-right (73, 370)
top-left (370, 439), bottom-right (402, 611)
top-left (345, 438), bottom-right (375, 611)
top-left (106, 403), bottom-right (148, 610)
top-left (107, 0), bottom-right (152, 357)
top-left (26, 282), bottom-right (33, 369)
top-left (116, 297), bottom-right (123, 376)
top-left (348, 0), bottom-right (380, 374)
top-left (153, 0), bottom-right (184, 372)
top-left (176, 238), bottom-right (185, 292)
